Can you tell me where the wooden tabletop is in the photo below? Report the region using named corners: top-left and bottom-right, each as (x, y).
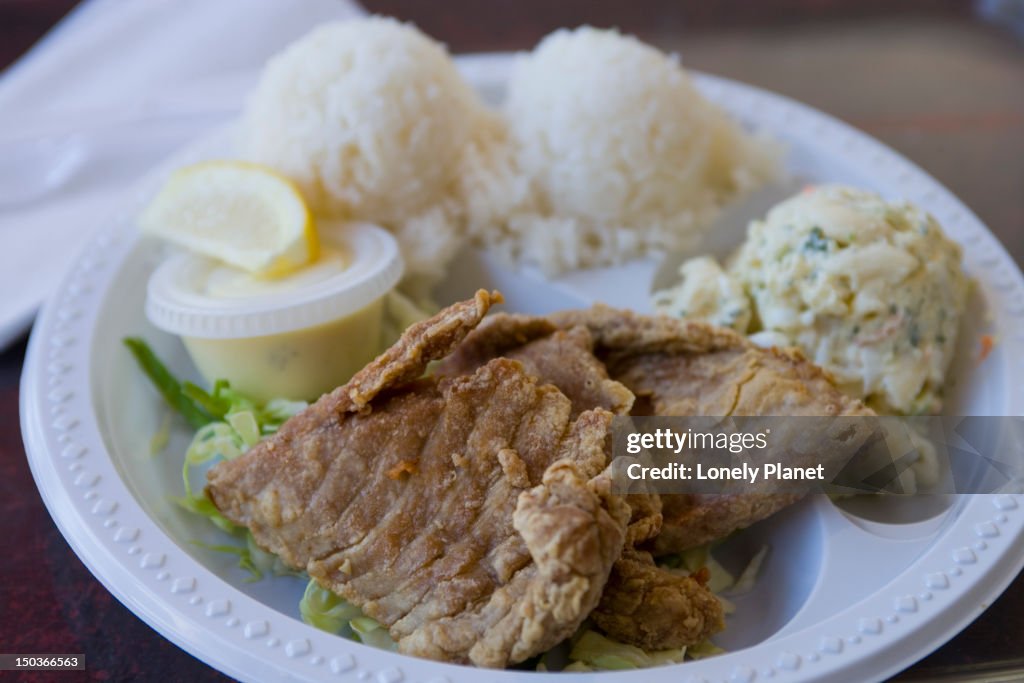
top-left (1, 2), bottom-right (1022, 681)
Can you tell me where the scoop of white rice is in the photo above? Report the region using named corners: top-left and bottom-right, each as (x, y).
top-left (498, 27), bottom-right (778, 273)
top-left (242, 17), bottom-right (491, 280)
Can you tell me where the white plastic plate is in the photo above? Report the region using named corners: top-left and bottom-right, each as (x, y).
top-left (21, 53), bottom-right (1024, 683)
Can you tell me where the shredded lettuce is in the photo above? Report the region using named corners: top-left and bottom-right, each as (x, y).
top-left (664, 545), bottom-right (734, 593)
top-left (568, 631), bottom-right (686, 670)
top-left (705, 555), bottom-right (736, 594)
top-left (687, 640), bottom-right (727, 659)
top-left (677, 545), bottom-right (709, 573)
top-left (664, 543), bottom-right (769, 597)
top-left (173, 400), bottom-right (306, 562)
top-left (191, 532), bottom-right (297, 582)
top-left (191, 537), bottom-right (261, 581)
top-left (246, 533), bottom-right (299, 579)
top-left (351, 617), bottom-right (398, 651)
top-left (124, 337), bottom-right (215, 429)
top-left (731, 545), bottom-right (770, 595)
top-left (181, 422), bottom-right (243, 497)
top-left (128, 340), bottom-right (387, 652)
top-left (261, 398), bottom-right (309, 430)
top-left (149, 411), bottom-right (172, 456)
top-left (174, 492), bottom-right (238, 534)
top-left (126, 337), bottom-right (307, 436)
top-left (174, 387), bottom-right (306, 506)
top-left (126, 338), bottom-right (308, 574)
top-left (181, 379), bottom-right (232, 418)
top-left (299, 578), bottom-right (364, 633)
top-left (299, 578), bottom-right (396, 650)
top-left (227, 410), bottom-right (261, 447)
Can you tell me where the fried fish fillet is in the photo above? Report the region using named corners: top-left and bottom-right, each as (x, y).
top-left (437, 314), bottom-right (727, 650)
top-left (437, 319), bottom-right (659, 542)
top-left (591, 549), bottom-right (724, 650)
top-left (439, 305), bottom-right (874, 554)
top-left (437, 315), bottom-right (634, 420)
top-left (207, 292), bottom-right (630, 667)
top-left (548, 306), bottom-right (874, 553)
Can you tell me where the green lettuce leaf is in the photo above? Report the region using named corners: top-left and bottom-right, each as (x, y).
top-left (568, 631), bottom-right (686, 670)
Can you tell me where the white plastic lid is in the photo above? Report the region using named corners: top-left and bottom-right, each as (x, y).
top-left (146, 221), bottom-right (403, 339)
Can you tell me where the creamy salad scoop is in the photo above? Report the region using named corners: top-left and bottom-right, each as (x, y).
top-left (654, 185), bottom-right (968, 415)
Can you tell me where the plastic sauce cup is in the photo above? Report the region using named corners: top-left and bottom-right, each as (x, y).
top-left (145, 221), bottom-right (402, 402)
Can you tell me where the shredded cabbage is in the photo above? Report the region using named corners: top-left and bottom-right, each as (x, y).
top-left (192, 531), bottom-right (299, 582)
top-left (299, 578), bottom-right (396, 650)
top-left (149, 411), bottom-right (172, 456)
top-left (664, 545), bottom-right (734, 593)
top-left (678, 545), bottom-right (709, 573)
top-left (190, 540), bottom-right (260, 579)
top-left (227, 411), bottom-right (261, 447)
top-left (687, 640), bottom-right (727, 659)
top-left (126, 337), bottom-right (309, 575)
top-left (173, 397), bottom-right (307, 571)
top-left (299, 578), bottom-right (364, 633)
top-left (175, 492), bottom-right (238, 534)
top-left (568, 631), bottom-right (686, 670)
top-left (351, 617), bottom-right (398, 651)
top-left (731, 545), bottom-right (770, 595)
top-left (705, 555), bottom-right (736, 594)
top-left (664, 543), bottom-right (770, 597)
top-left (127, 340), bottom-right (396, 652)
top-left (246, 533), bottom-right (299, 578)
top-left (182, 423), bottom-right (242, 492)
top-left (177, 396), bottom-right (306, 502)
top-left (261, 398), bottom-right (309, 431)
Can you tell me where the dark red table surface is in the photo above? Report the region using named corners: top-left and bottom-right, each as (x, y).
top-left (1, 2), bottom-right (1022, 681)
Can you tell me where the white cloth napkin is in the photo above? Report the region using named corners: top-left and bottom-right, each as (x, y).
top-left (0, 0), bottom-right (366, 349)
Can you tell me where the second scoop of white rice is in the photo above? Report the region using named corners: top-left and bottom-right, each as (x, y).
top-left (496, 26), bottom-right (779, 274)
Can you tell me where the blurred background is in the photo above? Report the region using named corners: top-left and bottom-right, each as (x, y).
top-left (0, 1), bottom-right (1022, 681)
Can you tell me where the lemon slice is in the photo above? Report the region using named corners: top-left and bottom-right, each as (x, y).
top-left (140, 161), bottom-right (317, 276)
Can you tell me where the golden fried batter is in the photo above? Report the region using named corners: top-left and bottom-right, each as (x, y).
top-left (207, 293), bottom-right (629, 667)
